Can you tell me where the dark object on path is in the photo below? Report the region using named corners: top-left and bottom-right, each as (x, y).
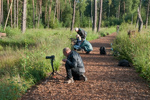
top-left (100, 46), bottom-right (106, 55)
top-left (118, 59), bottom-right (130, 67)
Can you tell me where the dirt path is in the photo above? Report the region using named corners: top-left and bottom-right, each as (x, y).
top-left (20, 33), bottom-right (150, 100)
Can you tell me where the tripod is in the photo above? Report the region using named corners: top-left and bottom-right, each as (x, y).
top-left (45, 55), bottom-right (65, 83)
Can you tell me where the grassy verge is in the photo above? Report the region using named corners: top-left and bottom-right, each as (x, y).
top-left (0, 27), bottom-right (115, 99)
top-left (112, 23), bottom-right (150, 83)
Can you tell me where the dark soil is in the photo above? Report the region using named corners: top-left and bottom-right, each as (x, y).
top-left (20, 33), bottom-right (150, 100)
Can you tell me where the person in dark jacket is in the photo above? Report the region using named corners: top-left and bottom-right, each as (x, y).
top-left (74, 34), bottom-right (81, 50)
top-left (75, 28), bottom-right (87, 40)
top-left (62, 47), bottom-right (87, 84)
top-left (80, 39), bottom-right (93, 54)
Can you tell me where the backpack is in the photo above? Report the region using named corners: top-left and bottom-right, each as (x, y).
top-left (100, 46), bottom-right (106, 55)
top-left (118, 59), bottom-right (130, 67)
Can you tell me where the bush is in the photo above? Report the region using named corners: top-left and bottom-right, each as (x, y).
top-left (112, 24), bottom-right (150, 82)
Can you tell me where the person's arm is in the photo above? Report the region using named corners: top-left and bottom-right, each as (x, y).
top-left (66, 54), bottom-right (78, 68)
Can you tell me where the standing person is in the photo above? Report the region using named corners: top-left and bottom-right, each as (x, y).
top-left (62, 47), bottom-right (87, 84)
top-left (75, 28), bottom-right (87, 40)
top-left (80, 39), bottom-right (93, 54)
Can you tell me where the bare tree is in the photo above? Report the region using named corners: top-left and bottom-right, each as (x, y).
top-left (93, 0), bottom-right (97, 32)
top-left (17, 0), bottom-right (18, 28)
top-left (145, 0), bottom-right (150, 29)
top-left (14, 0), bottom-right (16, 27)
top-left (0, 0), bottom-right (1, 26)
top-left (10, 0), bottom-right (13, 27)
top-left (7, 0), bottom-right (9, 11)
top-left (32, 0), bottom-right (35, 28)
top-left (136, 0), bottom-right (142, 28)
top-left (70, 0), bottom-right (76, 31)
top-left (38, 0), bottom-right (42, 28)
top-left (48, 0), bottom-right (52, 28)
top-left (53, 0), bottom-right (57, 24)
top-left (123, 0), bottom-right (125, 15)
top-left (1, 0), bottom-right (3, 25)
top-left (97, 0), bottom-right (103, 32)
top-left (137, 7), bottom-right (143, 32)
top-left (22, 0), bottom-right (27, 33)
top-left (4, 0), bottom-right (13, 31)
top-left (45, 0), bottom-right (48, 24)
top-left (118, 1), bottom-right (120, 19)
top-left (91, 0), bottom-right (93, 21)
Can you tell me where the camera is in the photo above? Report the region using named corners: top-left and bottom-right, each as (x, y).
top-left (46, 55), bottom-right (55, 60)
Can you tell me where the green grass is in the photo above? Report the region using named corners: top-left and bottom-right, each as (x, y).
top-left (0, 27), bottom-right (116, 99)
top-left (112, 23), bottom-right (150, 82)
top-left (1, 27), bottom-right (116, 99)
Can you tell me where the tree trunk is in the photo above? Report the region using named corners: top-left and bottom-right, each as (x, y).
top-left (70, 0), bottom-right (76, 31)
top-left (45, 0), bottom-right (47, 24)
top-left (92, 0), bottom-right (97, 32)
top-left (22, 0), bottom-right (27, 33)
top-left (16, 0), bottom-right (18, 28)
top-left (14, 0), bottom-right (16, 27)
top-left (123, 1), bottom-right (125, 15)
top-left (145, 0), bottom-right (150, 29)
top-left (7, 0), bottom-right (9, 12)
top-left (91, 0), bottom-right (93, 21)
top-left (2, 0), bottom-right (3, 25)
top-left (38, 0), bottom-right (42, 28)
top-left (57, 0), bottom-right (60, 20)
top-left (10, 0), bottom-right (13, 27)
top-left (136, 0), bottom-right (142, 28)
top-left (32, 0), bottom-right (35, 28)
top-left (53, 0), bottom-right (57, 24)
top-left (137, 7), bottom-right (143, 32)
top-left (4, 0), bottom-right (13, 31)
top-left (118, 1), bottom-right (120, 19)
top-left (0, 0), bottom-right (1, 26)
top-left (97, 0), bottom-right (103, 32)
top-left (48, 0), bottom-right (52, 28)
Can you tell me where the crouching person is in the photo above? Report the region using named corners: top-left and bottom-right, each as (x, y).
top-left (80, 39), bottom-right (93, 54)
top-left (62, 47), bottom-right (87, 84)
top-left (74, 34), bottom-right (82, 51)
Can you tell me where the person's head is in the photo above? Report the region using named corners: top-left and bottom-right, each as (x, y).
top-left (75, 28), bottom-right (79, 32)
top-left (76, 34), bottom-right (81, 40)
top-left (63, 47), bottom-right (71, 57)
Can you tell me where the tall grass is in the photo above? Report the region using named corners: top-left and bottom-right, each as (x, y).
top-left (1, 27), bottom-right (111, 99)
top-left (0, 27), bottom-right (116, 99)
top-left (112, 23), bottom-right (150, 82)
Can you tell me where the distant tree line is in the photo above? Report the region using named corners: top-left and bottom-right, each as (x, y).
top-left (0, 0), bottom-right (149, 33)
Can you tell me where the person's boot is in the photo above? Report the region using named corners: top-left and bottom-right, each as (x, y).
top-left (65, 77), bottom-right (74, 84)
top-left (80, 74), bottom-right (87, 81)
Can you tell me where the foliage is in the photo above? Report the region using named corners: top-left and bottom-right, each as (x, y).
top-left (112, 24), bottom-right (150, 82)
top-left (0, 27), bottom-right (102, 99)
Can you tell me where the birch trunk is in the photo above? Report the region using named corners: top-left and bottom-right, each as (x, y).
top-left (32, 0), bottom-right (35, 28)
top-left (97, 0), bottom-right (103, 32)
top-left (22, 0), bottom-right (27, 33)
top-left (48, 0), bottom-right (52, 28)
top-left (70, 0), bottom-right (76, 31)
top-left (93, 0), bottom-right (97, 33)
top-left (145, 0), bottom-right (150, 29)
top-left (14, 0), bottom-right (16, 27)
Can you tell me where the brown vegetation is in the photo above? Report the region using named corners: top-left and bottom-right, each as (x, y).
top-left (0, 33), bottom-right (6, 38)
